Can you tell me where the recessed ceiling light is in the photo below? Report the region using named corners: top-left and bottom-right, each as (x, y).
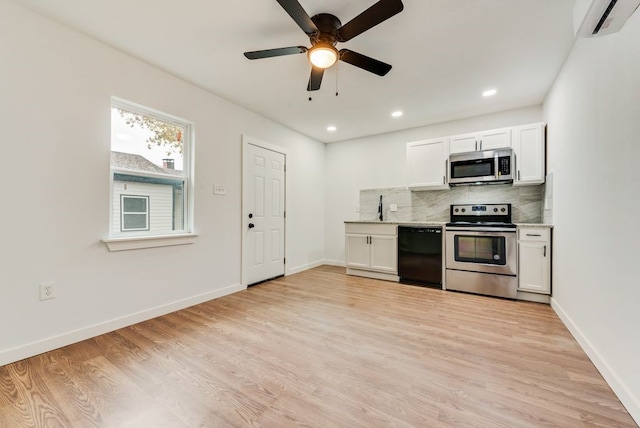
top-left (327, 125), bottom-right (337, 132)
top-left (391, 111), bottom-right (403, 118)
top-left (482, 89), bottom-right (497, 97)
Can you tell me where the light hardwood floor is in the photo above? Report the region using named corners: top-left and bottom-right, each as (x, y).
top-left (0, 266), bottom-right (636, 427)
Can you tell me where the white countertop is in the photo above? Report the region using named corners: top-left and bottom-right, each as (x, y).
top-left (344, 220), bottom-right (553, 228)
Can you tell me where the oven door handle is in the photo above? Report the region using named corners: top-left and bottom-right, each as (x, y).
top-left (446, 227), bottom-right (517, 233)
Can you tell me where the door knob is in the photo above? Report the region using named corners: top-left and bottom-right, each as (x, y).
top-left (248, 223), bottom-right (255, 229)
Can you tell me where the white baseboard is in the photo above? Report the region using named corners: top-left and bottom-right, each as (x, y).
top-left (0, 283), bottom-right (245, 367)
top-left (322, 259), bottom-right (346, 267)
top-left (551, 298), bottom-right (640, 425)
top-left (286, 260), bottom-right (326, 275)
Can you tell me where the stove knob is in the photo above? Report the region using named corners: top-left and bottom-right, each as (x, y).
top-left (493, 208), bottom-right (498, 213)
top-left (501, 208), bottom-right (506, 212)
top-left (461, 208), bottom-right (466, 213)
top-left (454, 208), bottom-right (459, 213)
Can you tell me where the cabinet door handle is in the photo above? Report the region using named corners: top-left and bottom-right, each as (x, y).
top-left (544, 245), bottom-right (547, 257)
top-left (475, 141), bottom-right (478, 151)
top-left (518, 170), bottom-right (521, 181)
top-left (480, 140), bottom-right (483, 150)
top-left (444, 159), bottom-right (448, 184)
top-left (526, 233), bottom-right (542, 237)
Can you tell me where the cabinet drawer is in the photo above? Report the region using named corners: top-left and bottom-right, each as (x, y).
top-left (345, 223), bottom-right (397, 236)
top-left (519, 228), bottom-right (550, 242)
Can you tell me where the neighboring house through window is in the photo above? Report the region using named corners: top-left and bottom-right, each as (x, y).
top-left (110, 98), bottom-right (192, 237)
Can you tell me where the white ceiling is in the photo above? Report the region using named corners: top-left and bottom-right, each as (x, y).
top-left (11, 0), bottom-right (577, 143)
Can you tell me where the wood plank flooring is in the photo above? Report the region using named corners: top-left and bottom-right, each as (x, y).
top-left (0, 265), bottom-right (636, 427)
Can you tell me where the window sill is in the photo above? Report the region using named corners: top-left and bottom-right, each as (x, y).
top-left (102, 233), bottom-right (198, 252)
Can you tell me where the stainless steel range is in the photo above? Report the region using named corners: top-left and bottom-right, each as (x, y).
top-left (445, 203), bottom-right (517, 298)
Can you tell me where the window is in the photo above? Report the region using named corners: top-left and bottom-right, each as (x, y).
top-left (109, 98), bottom-right (192, 240)
top-left (120, 195), bottom-right (149, 231)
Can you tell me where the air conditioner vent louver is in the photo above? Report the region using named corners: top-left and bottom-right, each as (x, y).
top-left (593, 0), bottom-right (619, 34)
top-left (576, 0), bottom-right (640, 37)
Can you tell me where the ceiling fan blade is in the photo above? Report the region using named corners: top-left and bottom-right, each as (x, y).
top-left (337, 0), bottom-right (404, 42)
top-left (276, 0), bottom-right (318, 35)
top-left (339, 49), bottom-right (392, 76)
top-left (307, 66), bottom-right (324, 91)
top-left (244, 46), bottom-right (307, 60)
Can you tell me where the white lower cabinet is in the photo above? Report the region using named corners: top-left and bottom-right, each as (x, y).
top-left (345, 223), bottom-right (398, 281)
top-left (518, 227), bottom-right (551, 295)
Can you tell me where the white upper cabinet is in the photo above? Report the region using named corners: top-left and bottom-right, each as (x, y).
top-left (513, 123), bottom-right (545, 186)
top-left (406, 138), bottom-right (450, 190)
top-left (449, 133), bottom-right (477, 153)
top-left (449, 127), bottom-right (511, 154)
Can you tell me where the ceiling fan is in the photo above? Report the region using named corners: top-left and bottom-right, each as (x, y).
top-left (244, 0), bottom-right (404, 91)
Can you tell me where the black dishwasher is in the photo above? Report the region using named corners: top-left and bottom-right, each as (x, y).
top-left (398, 226), bottom-right (443, 288)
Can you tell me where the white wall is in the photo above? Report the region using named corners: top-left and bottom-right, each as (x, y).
top-left (324, 106), bottom-right (542, 264)
top-left (0, 1), bottom-right (325, 364)
top-left (544, 13), bottom-right (640, 422)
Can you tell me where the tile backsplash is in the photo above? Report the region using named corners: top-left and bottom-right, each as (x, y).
top-left (360, 185), bottom-right (545, 223)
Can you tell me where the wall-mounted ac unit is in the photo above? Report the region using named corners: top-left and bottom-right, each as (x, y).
top-left (575, 0), bottom-right (640, 37)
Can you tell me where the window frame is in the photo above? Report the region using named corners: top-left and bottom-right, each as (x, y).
top-left (104, 97), bottom-right (196, 251)
top-left (120, 194), bottom-right (150, 232)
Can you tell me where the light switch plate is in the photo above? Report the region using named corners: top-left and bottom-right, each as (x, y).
top-left (390, 204), bottom-right (398, 212)
top-left (213, 184), bottom-right (226, 195)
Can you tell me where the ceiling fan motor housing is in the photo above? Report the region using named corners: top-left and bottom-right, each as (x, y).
top-left (310, 13), bottom-right (342, 46)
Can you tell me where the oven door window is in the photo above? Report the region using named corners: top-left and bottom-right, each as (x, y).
top-left (454, 235), bottom-right (506, 265)
top-left (450, 159), bottom-right (495, 179)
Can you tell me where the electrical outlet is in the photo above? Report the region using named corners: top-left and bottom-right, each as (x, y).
top-left (389, 203), bottom-right (398, 212)
top-left (39, 282), bottom-right (56, 300)
top-left (213, 184), bottom-right (226, 195)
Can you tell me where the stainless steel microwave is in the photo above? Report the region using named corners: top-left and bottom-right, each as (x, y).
top-left (448, 149), bottom-right (514, 186)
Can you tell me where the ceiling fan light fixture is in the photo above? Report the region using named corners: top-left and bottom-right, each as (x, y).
top-left (308, 44), bottom-right (339, 69)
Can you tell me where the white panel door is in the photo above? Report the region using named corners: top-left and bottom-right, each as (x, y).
top-left (244, 142), bottom-right (285, 285)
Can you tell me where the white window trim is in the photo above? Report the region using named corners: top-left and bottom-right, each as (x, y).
top-left (102, 233), bottom-right (198, 252)
top-left (107, 97), bottom-right (196, 251)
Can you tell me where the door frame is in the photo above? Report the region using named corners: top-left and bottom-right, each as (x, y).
top-left (241, 135), bottom-right (288, 287)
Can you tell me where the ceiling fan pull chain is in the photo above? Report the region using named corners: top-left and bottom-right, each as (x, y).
top-left (335, 61), bottom-right (339, 97)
